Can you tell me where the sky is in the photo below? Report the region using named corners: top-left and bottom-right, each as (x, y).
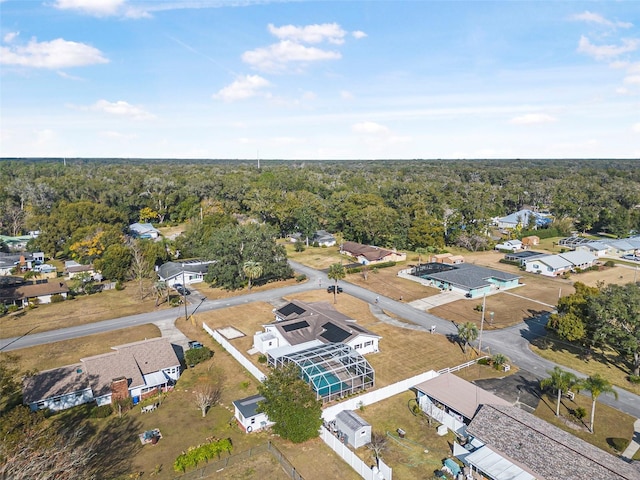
top-left (0, 0), bottom-right (639, 160)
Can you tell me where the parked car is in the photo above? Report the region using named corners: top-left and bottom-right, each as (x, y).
top-left (327, 285), bottom-right (343, 294)
top-left (175, 285), bottom-right (191, 295)
top-left (621, 254), bottom-right (640, 262)
top-left (188, 341), bottom-right (203, 349)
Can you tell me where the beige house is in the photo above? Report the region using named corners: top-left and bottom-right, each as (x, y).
top-left (340, 241), bottom-right (406, 265)
top-left (429, 253), bottom-right (464, 265)
top-left (521, 235), bottom-right (540, 248)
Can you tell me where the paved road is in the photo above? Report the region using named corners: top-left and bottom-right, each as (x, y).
top-left (2, 259), bottom-right (639, 419)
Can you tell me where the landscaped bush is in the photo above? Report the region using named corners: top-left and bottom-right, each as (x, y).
top-left (477, 357), bottom-right (490, 365)
top-left (258, 354), bottom-right (267, 364)
top-left (7, 305), bottom-right (19, 313)
top-left (628, 375), bottom-right (640, 384)
top-left (91, 404), bottom-right (113, 418)
top-left (185, 346), bottom-right (213, 367)
top-left (115, 281), bottom-right (124, 291)
top-left (604, 260), bottom-right (615, 267)
top-left (50, 294), bottom-right (65, 303)
top-left (173, 438), bottom-right (233, 473)
top-left (607, 437), bottom-right (629, 452)
top-left (295, 274), bottom-right (307, 282)
top-left (499, 259), bottom-right (521, 267)
top-left (572, 406), bottom-right (587, 420)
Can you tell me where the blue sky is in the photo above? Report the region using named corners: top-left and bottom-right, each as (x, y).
top-left (1, 0), bottom-right (639, 159)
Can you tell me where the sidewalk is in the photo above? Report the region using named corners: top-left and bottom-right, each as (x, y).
top-left (621, 418), bottom-right (640, 461)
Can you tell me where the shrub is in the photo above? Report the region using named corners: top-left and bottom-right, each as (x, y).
top-left (572, 406), bottom-right (587, 420)
top-left (173, 438), bottom-right (233, 473)
top-left (50, 294), bottom-right (65, 303)
top-left (185, 346), bottom-right (213, 367)
top-left (604, 260), bottom-right (615, 267)
top-left (294, 240), bottom-right (305, 252)
top-left (258, 354), bottom-right (267, 364)
top-left (312, 241), bottom-right (320, 248)
top-left (7, 305), bottom-right (19, 313)
top-left (474, 304), bottom-right (484, 312)
top-left (492, 353), bottom-right (508, 369)
top-left (628, 375), bottom-right (640, 384)
top-left (115, 281), bottom-right (124, 291)
top-left (477, 357), bottom-right (490, 365)
top-left (607, 437), bottom-right (629, 452)
top-left (91, 404), bottom-right (113, 418)
top-left (295, 274), bottom-right (307, 282)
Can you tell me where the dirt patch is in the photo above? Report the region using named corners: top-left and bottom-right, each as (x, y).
top-left (345, 264), bottom-right (441, 303)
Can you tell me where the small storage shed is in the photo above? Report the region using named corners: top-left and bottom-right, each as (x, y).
top-left (334, 410), bottom-right (371, 448)
top-left (232, 394), bottom-right (273, 433)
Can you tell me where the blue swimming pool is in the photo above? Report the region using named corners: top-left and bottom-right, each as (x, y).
top-left (301, 362), bottom-right (344, 398)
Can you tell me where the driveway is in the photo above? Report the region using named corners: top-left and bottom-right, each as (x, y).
top-left (474, 370), bottom-right (543, 413)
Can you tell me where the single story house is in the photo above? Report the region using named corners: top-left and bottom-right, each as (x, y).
top-left (429, 253), bottom-right (465, 265)
top-left (576, 241), bottom-right (610, 257)
top-left (12, 280), bottom-right (69, 307)
top-left (0, 234), bottom-right (33, 251)
top-left (333, 410), bottom-right (371, 448)
top-left (521, 235), bottom-right (540, 247)
top-left (340, 241), bottom-right (406, 265)
top-left (524, 255), bottom-right (573, 277)
top-left (312, 230), bottom-right (337, 247)
top-left (414, 373), bottom-right (510, 435)
top-left (601, 239), bottom-right (640, 255)
top-left (254, 300), bottom-right (381, 356)
top-left (64, 260), bottom-right (95, 279)
top-left (156, 259), bottom-right (214, 286)
top-left (23, 338), bottom-right (181, 412)
top-left (494, 239), bottom-right (523, 252)
top-left (495, 210), bottom-right (552, 230)
top-left (503, 250), bottom-right (547, 266)
top-left (232, 394), bottom-right (274, 433)
top-left (410, 263), bottom-right (521, 299)
top-left (559, 250), bottom-right (597, 270)
top-left (129, 222), bottom-right (161, 239)
top-left (462, 404), bottom-right (640, 480)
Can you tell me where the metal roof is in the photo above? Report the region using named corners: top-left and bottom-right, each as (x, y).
top-left (232, 394), bottom-right (265, 419)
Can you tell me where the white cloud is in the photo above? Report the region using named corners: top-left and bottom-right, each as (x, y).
top-left (578, 35), bottom-right (640, 60)
top-left (352, 30), bottom-right (367, 39)
top-left (52, 0), bottom-right (126, 16)
top-left (0, 37), bottom-right (108, 69)
top-left (100, 130), bottom-right (138, 139)
top-left (352, 121), bottom-right (390, 134)
top-left (509, 113), bottom-right (557, 125)
top-left (3, 31), bottom-right (19, 43)
top-left (57, 70), bottom-right (84, 80)
top-left (214, 75), bottom-right (271, 102)
top-left (633, 123), bottom-right (640, 133)
top-left (340, 90), bottom-right (354, 100)
top-left (571, 11), bottom-right (633, 29)
top-left (242, 40), bottom-right (341, 72)
top-left (89, 99), bottom-right (155, 120)
top-left (268, 23), bottom-right (347, 45)
top-left (624, 75), bottom-right (640, 85)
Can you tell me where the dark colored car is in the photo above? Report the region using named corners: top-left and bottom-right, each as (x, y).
top-left (175, 285), bottom-right (191, 295)
top-left (327, 285), bottom-right (343, 293)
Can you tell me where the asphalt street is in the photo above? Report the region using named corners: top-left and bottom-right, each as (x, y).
top-left (2, 259), bottom-right (638, 418)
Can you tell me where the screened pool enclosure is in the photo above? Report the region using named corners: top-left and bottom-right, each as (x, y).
top-left (268, 343), bottom-right (375, 402)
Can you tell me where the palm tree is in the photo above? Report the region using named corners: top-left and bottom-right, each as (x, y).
top-left (457, 322), bottom-right (479, 354)
top-left (576, 374), bottom-right (618, 432)
top-left (540, 366), bottom-right (578, 417)
top-left (153, 281), bottom-right (168, 306)
top-left (242, 261), bottom-right (263, 291)
top-left (327, 263), bottom-right (346, 304)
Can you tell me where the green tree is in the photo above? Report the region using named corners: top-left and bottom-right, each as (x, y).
top-left (242, 261), bottom-right (263, 291)
top-left (94, 244), bottom-right (132, 282)
top-left (0, 353), bottom-right (21, 408)
top-left (586, 283), bottom-right (640, 376)
top-left (540, 366), bottom-right (578, 417)
top-left (547, 282), bottom-right (599, 343)
top-left (457, 322), bottom-right (479, 354)
top-left (204, 223), bottom-right (292, 290)
top-left (257, 363), bottom-right (323, 443)
top-left (327, 263), bottom-right (346, 304)
top-left (408, 215), bottom-right (445, 250)
top-left (576, 374), bottom-right (618, 433)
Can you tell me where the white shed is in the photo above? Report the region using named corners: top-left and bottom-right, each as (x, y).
top-left (232, 394), bottom-right (274, 433)
top-left (334, 410), bottom-right (371, 449)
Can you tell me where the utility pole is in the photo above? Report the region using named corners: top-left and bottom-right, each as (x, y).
top-left (478, 293), bottom-right (486, 353)
top-left (182, 269), bottom-right (188, 321)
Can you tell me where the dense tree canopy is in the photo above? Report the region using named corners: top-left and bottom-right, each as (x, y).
top-left (257, 363), bottom-right (323, 443)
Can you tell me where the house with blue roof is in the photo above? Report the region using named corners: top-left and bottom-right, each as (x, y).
top-left (496, 210), bottom-right (552, 230)
top-left (129, 223), bottom-right (161, 239)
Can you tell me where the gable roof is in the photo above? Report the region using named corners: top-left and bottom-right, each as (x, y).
top-left (467, 404), bottom-right (640, 480)
top-left (81, 338), bottom-right (179, 396)
top-left (414, 373), bottom-right (510, 420)
top-left (558, 250), bottom-right (597, 265)
top-left (232, 394), bottom-right (265, 418)
top-left (270, 300), bottom-right (380, 347)
top-left (341, 241), bottom-right (397, 262)
top-left (157, 259), bottom-right (213, 281)
top-left (336, 410), bottom-right (370, 430)
top-left (527, 255), bottom-right (572, 270)
top-left (498, 210), bottom-right (552, 227)
top-left (129, 223), bottom-right (160, 235)
top-left (22, 364), bottom-right (91, 404)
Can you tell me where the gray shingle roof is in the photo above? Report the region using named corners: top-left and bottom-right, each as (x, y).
top-left (232, 394), bottom-right (265, 418)
top-left (421, 263), bottom-right (520, 289)
top-left (467, 405), bottom-right (639, 480)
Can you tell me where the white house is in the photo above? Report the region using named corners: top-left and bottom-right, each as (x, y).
top-left (312, 230), bottom-right (337, 247)
top-left (525, 255), bottom-right (573, 277)
top-left (253, 300), bottom-right (381, 356)
top-left (129, 222), bottom-right (161, 239)
top-left (157, 259), bottom-right (214, 286)
top-left (559, 250), bottom-right (597, 270)
top-left (23, 338), bottom-right (181, 411)
top-left (494, 239), bottom-right (523, 252)
top-left (232, 394), bottom-right (274, 433)
top-left (495, 209), bottom-right (552, 230)
top-left (576, 241), bottom-right (609, 258)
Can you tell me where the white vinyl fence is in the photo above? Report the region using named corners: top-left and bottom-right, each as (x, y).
top-left (320, 427), bottom-right (388, 480)
top-left (203, 323), bottom-right (266, 382)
